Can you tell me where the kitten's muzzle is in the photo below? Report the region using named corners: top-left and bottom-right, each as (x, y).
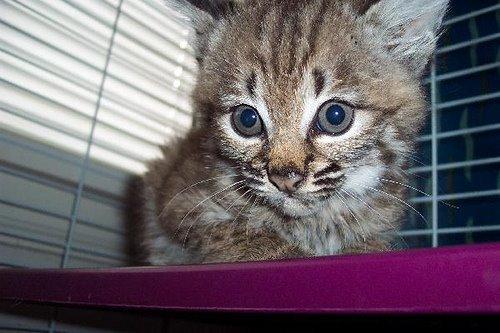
top-left (268, 169), bottom-right (304, 193)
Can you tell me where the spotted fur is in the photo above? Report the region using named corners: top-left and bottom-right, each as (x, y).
top-left (136, 0), bottom-right (448, 264)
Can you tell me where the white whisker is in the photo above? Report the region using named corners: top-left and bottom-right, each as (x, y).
top-left (340, 188), bottom-right (384, 221)
top-left (377, 177), bottom-right (459, 209)
top-left (230, 192), bottom-right (254, 225)
top-left (400, 151), bottom-right (429, 167)
top-left (245, 196), bottom-right (260, 241)
top-left (176, 180), bottom-right (246, 235)
top-left (215, 183), bottom-right (247, 204)
top-left (226, 188), bottom-right (253, 212)
top-left (341, 188), bottom-right (409, 248)
top-left (335, 190), bottom-right (367, 242)
top-left (378, 177), bottom-right (431, 197)
top-left (206, 189), bottom-right (255, 242)
top-left (159, 174), bottom-right (239, 218)
top-left (356, 183), bottom-right (429, 227)
top-left (181, 213), bottom-right (203, 250)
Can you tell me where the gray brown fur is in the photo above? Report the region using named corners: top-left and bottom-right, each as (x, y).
top-left (136, 0), bottom-right (448, 264)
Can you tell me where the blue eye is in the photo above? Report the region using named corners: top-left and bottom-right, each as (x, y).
top-left (240, 107), bottom-right (258, 128)
top-left (232, 105), bottom-right (263, 136)
top-left (325, 104), bottom-right (345, 125)
top-left (316, 101), bottom-right (354, 134)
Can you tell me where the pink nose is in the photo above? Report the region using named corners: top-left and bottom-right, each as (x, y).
top-left (268, 172), bottom-right (304, 193)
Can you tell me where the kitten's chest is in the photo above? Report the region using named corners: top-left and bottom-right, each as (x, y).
top-left (279, 218), bottom-right (343, 256)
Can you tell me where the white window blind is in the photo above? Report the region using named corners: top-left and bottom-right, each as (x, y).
top-left (0, 0), bottom-right (197, 270)
top-left (0, 0), bottom-right (196, 174)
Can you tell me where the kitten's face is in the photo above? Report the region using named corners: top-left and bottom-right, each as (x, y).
top-left (187, 0), bottom-right (444, 217)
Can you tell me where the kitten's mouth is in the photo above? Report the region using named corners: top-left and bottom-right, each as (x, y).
top-left (280, 196), bottom-right (318, 217)
top-left (261, 192), bottom-right (319, 218)
top-left (244, 175), bottom-right (322, 217)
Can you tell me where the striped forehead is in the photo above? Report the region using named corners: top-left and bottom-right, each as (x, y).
top-left (216, 1), bottom-right (358, 137)
top-left (245, 2), bottom-right (333, 136)
top-left (243, 68), bottom-right (317, 137)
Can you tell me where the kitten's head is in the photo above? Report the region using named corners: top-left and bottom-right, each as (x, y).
top-left (175, 0), bottom-right (448, 217)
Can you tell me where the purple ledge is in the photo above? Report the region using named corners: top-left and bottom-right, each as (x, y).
top-left (1, 244), bottom-right (499, 314)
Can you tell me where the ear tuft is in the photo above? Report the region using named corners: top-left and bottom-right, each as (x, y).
top-left (180, 0), bottom-right (241, 20)
top-left (166, 0), bottom-right (243, 63)
top-left (363, 0), bottom-right (449, 75)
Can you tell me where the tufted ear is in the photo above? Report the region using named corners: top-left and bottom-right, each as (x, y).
top-left (362, 0), bottom-right (449, 75)
top-left (168, 0), bottom-right (243, 63)
top-left (174, 0), bottom-right (241, 20)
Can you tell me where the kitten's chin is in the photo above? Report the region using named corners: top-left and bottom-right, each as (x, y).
top-left (278, 197), bottom-right (318, 218)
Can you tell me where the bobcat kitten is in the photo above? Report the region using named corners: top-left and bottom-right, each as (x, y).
top-left (136, 0), bottom-right (448, 264)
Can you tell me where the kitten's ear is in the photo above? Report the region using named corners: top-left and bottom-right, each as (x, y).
top-left (173, 0), bottom-right (241, 20)
top-left (168, 0), bottom-right (243, 63)
top-left (362, 0), bottom-right (449, 75)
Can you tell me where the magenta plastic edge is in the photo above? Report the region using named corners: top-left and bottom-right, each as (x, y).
top-left (1, 244), bottom-right (499, 314)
